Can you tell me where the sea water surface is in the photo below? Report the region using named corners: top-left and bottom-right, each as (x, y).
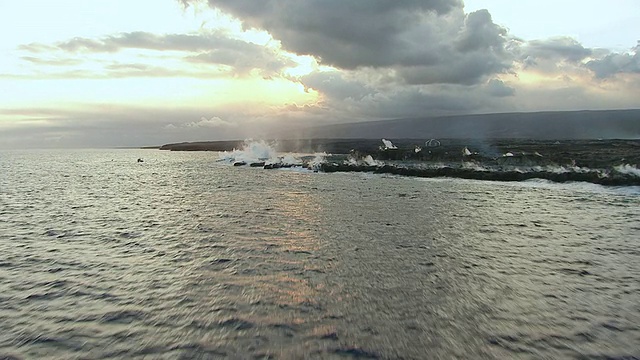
top-left (1, 149), bottom-right (639, 359)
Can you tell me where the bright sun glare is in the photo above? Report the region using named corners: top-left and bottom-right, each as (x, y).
top-left (0, 0), bottom-right (319, 122)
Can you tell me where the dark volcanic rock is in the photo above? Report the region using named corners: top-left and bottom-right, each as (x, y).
top-left (159, 136), bottom-right (640, 186)
top-left (319, 163), bottom-right (640, 186)
top-left (158, 138), bottom-right (640, 170)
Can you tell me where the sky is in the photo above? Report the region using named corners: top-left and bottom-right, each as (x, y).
top-left (1, 0), bottom-right (639, 148)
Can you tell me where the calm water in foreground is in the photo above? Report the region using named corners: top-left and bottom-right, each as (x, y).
top-left (1, 149), bottom-right (639, 359)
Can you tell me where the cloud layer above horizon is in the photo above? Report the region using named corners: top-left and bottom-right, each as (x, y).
top-left (1, 0), bottom-right (639, 148)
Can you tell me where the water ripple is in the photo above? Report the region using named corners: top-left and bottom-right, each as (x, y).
top-left (0, 149), bottom-right (639, 359)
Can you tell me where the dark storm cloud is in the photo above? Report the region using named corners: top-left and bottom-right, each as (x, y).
top-left (586, 43), bottom-right (640, 78)
top-left (184, 0), bottom-right (512, 85)
top-left (195, 0), bottom-right (462, 63)
top-left (390, 10), bottom-right (511, 85)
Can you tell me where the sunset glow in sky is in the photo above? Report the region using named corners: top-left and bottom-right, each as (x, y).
top-left (1, 0), bottom-right (639, 148)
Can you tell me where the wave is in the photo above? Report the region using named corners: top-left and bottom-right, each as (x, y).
top-left (222, 140), bottom-right (640, 187)
top-left (218, 140), bottom-right (278, 164)
top-left (218, 140), bottom-right (328, 170)
top-left (615, 164), bottom-right (640, 177)
top-left (318, 163), bottom-right (640, 186)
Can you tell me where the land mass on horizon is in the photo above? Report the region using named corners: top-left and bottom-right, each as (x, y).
top-left (157, 109), bottom-right (640, 151)
top-left (279, 109), bottom-right (640, 140)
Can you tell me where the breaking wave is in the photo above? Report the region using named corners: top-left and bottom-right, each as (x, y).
top-left (223, 140), bottom-right (640, 187)
top-left (218, 140), bottom-right (278, 163)
top-left (615, 164), bottom-right (640, 177)
top-left (219, 140), bottom-right (327, 170)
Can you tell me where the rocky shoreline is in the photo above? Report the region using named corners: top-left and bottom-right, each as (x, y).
top-left (161, 138), bottom-right (639, 166)
top-left (161, 138), bottom-right (640, 186)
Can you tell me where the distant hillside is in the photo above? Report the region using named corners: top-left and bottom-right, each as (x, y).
top-left (279, 109), bottom-right (640, 140)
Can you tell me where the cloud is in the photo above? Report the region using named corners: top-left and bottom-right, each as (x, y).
top-left (20, 56), bottom-right (83, 66)
top-left (486, 79), bottom-right (515, 97)
top-left (191, 0), bottom-right (462, 68)
top-left (185, 46), bottom-right (295, 75)
top-left (391, 10), bottom-right (513, 85)
top-left (184, 116), bottom-right (238, 128)
top-left (301, 71), bottom-right (373, 101)
top-left (296, 69), bottom-right (512, 120)
top-left (4, 1), bottom-right (640, 150)
top-left (20, 31), bottom-right (242, 53)
top-left (455, 9), bottom-right (507, 52)
top-left (0, 105), bottom-right (267, 148)
top-left (0, 64), bottom-right (227, 80)
top-left (507, 37), bottom-right (640, 83)
top-left (586, 43), bottom-right (640, 78)
top-left (521, 37), bottom-right (592, 63)
top-left (18, 31), bottom-right (294, 77)
top-left (185, 1), bottom-right (511, 85)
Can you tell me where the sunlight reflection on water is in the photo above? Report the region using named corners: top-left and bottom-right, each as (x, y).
top-left (0, 149), bottom-right (639, 359)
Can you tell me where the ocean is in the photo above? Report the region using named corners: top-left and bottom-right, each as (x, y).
top-left (1, 146), bottom-right (639, 359)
